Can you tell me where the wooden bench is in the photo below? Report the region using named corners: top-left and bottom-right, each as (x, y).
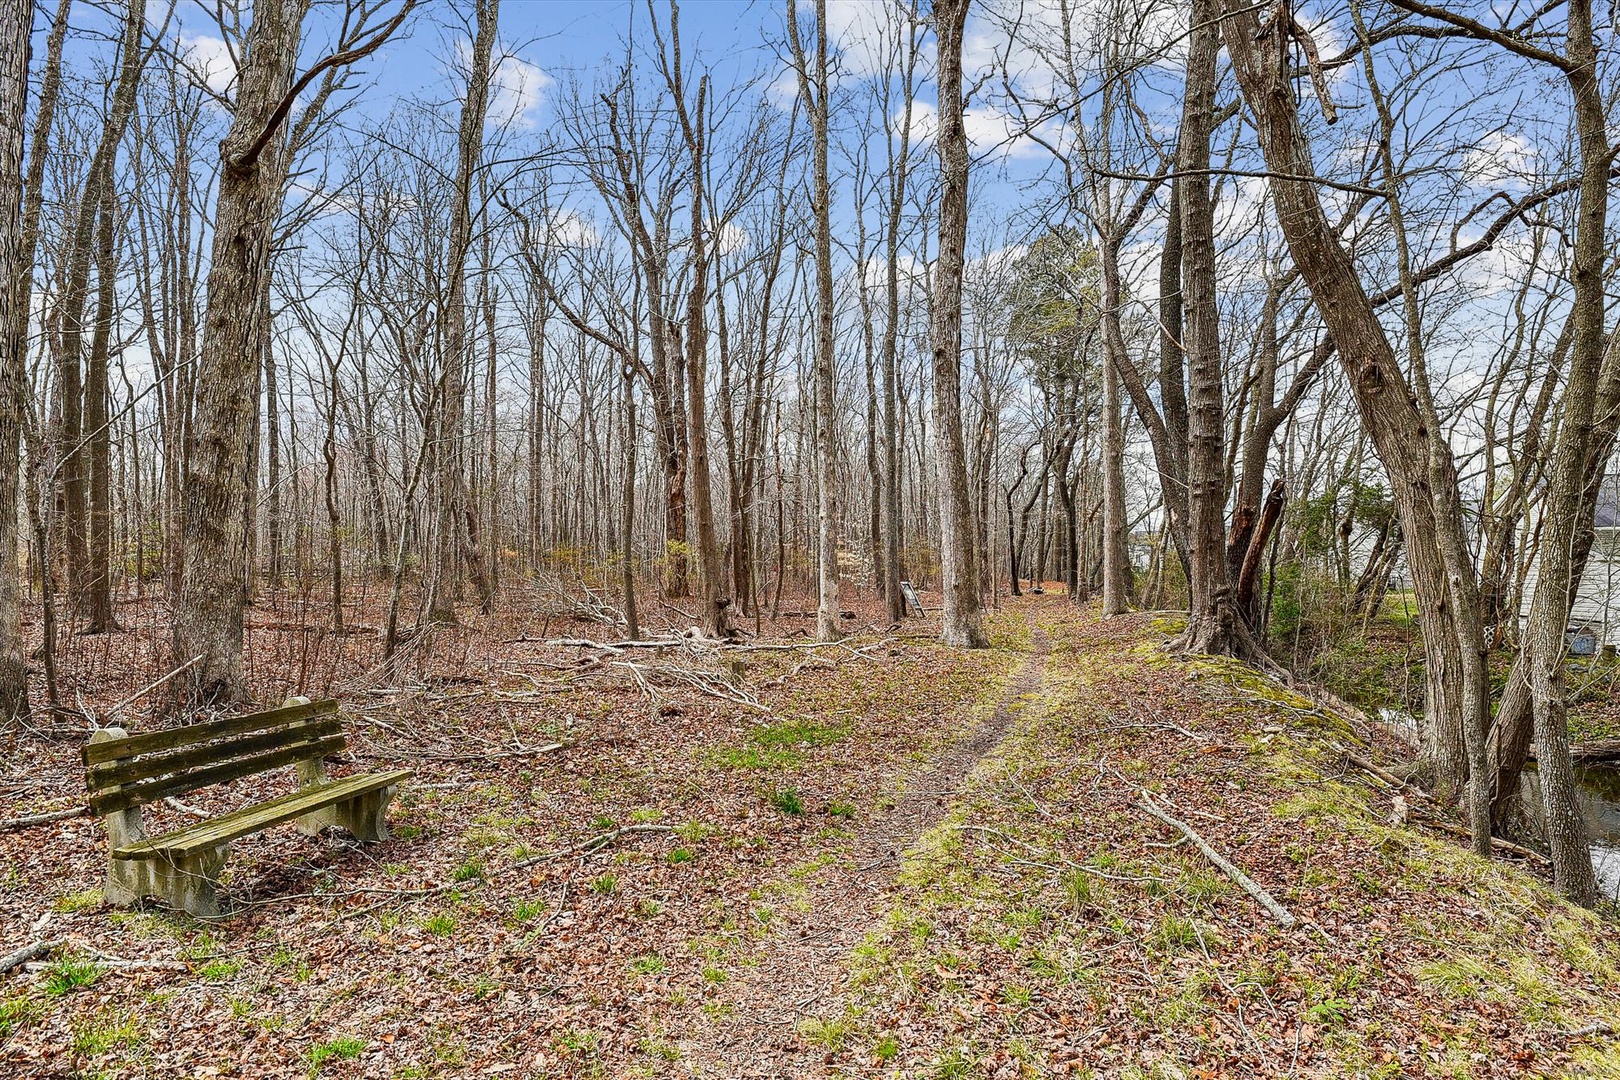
top-left (82, 698), bottom-right (410, 918)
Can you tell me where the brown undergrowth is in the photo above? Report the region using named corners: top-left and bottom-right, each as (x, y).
top-left (2, 597), bottom-right (1618, 1078)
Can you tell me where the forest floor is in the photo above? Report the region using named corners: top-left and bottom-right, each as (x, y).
top-left (4, 595), bottom-right (1620, 1078)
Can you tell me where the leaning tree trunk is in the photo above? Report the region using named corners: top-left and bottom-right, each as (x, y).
top-left (1221, 0), bottom-right (1482, 811)
top-left (1516, 0), bottom-right (1608, 906)
top-left (0, 0), bottom-right (32, 720)
top-left (173, 0), bottom-right (311, 706)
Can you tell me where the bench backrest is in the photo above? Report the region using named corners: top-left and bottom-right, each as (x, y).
top-left (83, 699), bottom-right (344, 816)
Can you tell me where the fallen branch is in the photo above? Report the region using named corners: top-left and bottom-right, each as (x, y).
top-left (23, 957), bottom-right (186, 973)
top-left (546, 637), bottom-right (685, 653)
top-left (513, 824), bottom-right (677, 869)
top-left (1135, 792), bottom-right (1298, 929)
top-left (0, 806), bottom-right (88, 832)
top-left (1340, 749), bottom-right (1424, 796)
top-left (0, 939), bottom-right (63, 976)
top-left (102, 655), bottom-right (204, 721)
top-left (1340, 749), bottom-right (1552, 865)
top-left (1415, 817), bottom-right (1551, 865)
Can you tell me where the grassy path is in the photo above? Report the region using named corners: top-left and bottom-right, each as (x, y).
top-left (688, 619), bottom-right (1051, 1076)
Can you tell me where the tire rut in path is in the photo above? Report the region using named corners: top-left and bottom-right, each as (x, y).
top-left (695, 621), bottom-right (1051, 1076)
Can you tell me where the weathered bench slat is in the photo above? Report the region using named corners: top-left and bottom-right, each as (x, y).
top-left (114, 769), bottom-right (413, 860)
top-left (81, 699), bottom-right (339, 765)
top-left (86, 716), bottom-right (342, 791)
top-left (89, 734), bottom-right (348, 816)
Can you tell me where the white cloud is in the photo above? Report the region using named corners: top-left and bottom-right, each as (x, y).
top-left (177, 32), bottom-right (235, 95)
top-left (716, 221), bottom-right (751, 256)
top-left (825, 0), bottom-right (905, 79)
top-left (490, 50), bottom-right (551, 129)
top-left (1463, 131), bottom-right (1537, 190)
top-left (457, 38), bottom-right (552, 129)
top-left (896, 100), bottom-right (1059, 161)
top-left (546, 210), bottom-right (598, 248)
top-left (766, 69), bottom-right (800, 112)
top-left (857, 252), bottom-right (927, 294)
top-left (894, 99), bottom-right (937, 145)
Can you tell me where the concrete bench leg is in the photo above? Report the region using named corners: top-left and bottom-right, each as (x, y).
top-left (107, 846), bottom-right (228, 919)
top-left (296, 784), bottom-right (400, 842)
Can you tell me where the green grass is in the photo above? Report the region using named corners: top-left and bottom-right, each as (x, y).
top-left (768, 787), bottom-right (805, 815)
top-left (0, 995), bottom-right (41, 1038)
top-left (591, 873), bottom-right (618, 895)
top-left (308, 1035), bottom-right (365, 1075)
top-left (420, 913), bottom-right (455, 936)
top-left (707, 720), bottom-right (850, 771)
top-left (629, 953), bottom-right (668, 976)
top-left (42, 956), bottom-right (102, 996)
top-left (70, 1008), bottom-right (142, 1058)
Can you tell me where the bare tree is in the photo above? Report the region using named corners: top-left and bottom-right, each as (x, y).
top-left (425, 0), bottom-right (498, 627)
top-left (175, 0), bottom-right (414, 705)
top-left (786, 0), bottom-right (841, 641)
top-left (0, 0), bottom-right (32, 720)
top-left (930, 0), bottom-right (986, 648)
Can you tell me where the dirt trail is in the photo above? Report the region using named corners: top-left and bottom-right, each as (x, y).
top-left (690, 620), bottom-right (1051, 1076)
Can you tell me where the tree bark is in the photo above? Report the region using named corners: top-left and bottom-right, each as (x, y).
top-left (425, 0), bottom-right (498, 627)
top-left (83, 182), bottom-right (118, 632)
top-left (1174, 0), bottom-right (1246, 657)
top-left (1222, 0), bottom-right (1485, 811)
top-left (789, 0), bottom-right (841, 642)
top-left (0, 0), bottom-right (33, 720)
top-left (173, 0), bottom-right (313, 706)
top-left (929, 0), bottom-right (986, 648)
top-left (1513, 0), bottom-right (1608, 905)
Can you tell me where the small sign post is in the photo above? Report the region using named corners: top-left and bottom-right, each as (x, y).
top-left (899, 580), bottom-right (926, 617)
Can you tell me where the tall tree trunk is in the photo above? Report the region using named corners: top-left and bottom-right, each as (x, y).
top-left (1100, 334), bottom-right (1130, 615)
top-left (929, 0), bottom-right (986, 648)
top-left (1175, 0), bottom-right (1245, 657)
top-left (621, 355), bottom-right (641, 640)
top-left (678, 79), bottom-right (728, 639)
top-left (1222, 0), bottom-right (1484, 812)
top-left (173, 0), bottom-right (312, 706)
top-left (790, 0), bottom-right (841, 642)
top-left (425, 0), bottom-right (497, 626)
top-left (83, 183), bottom-right (117, 632)
top-left (0, 0), bottom-right (33, 720)
top-left (263, 279), bottom-right (283, 587)
top-left (1515, 0), bottom-right (1608, 905)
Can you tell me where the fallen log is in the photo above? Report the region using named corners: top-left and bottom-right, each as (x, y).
top-left (1553, 738), bottom-right (1620, 764)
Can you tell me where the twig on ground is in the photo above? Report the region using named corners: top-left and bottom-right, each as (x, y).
top-left (0, 806), bottom-right (88, 832)
top-left (0, 939), bottom-right (64, 976)
top-left (1135, 792), bottom-right (1298, 929)
top-left (512, 824), bottom-right (677, 869)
